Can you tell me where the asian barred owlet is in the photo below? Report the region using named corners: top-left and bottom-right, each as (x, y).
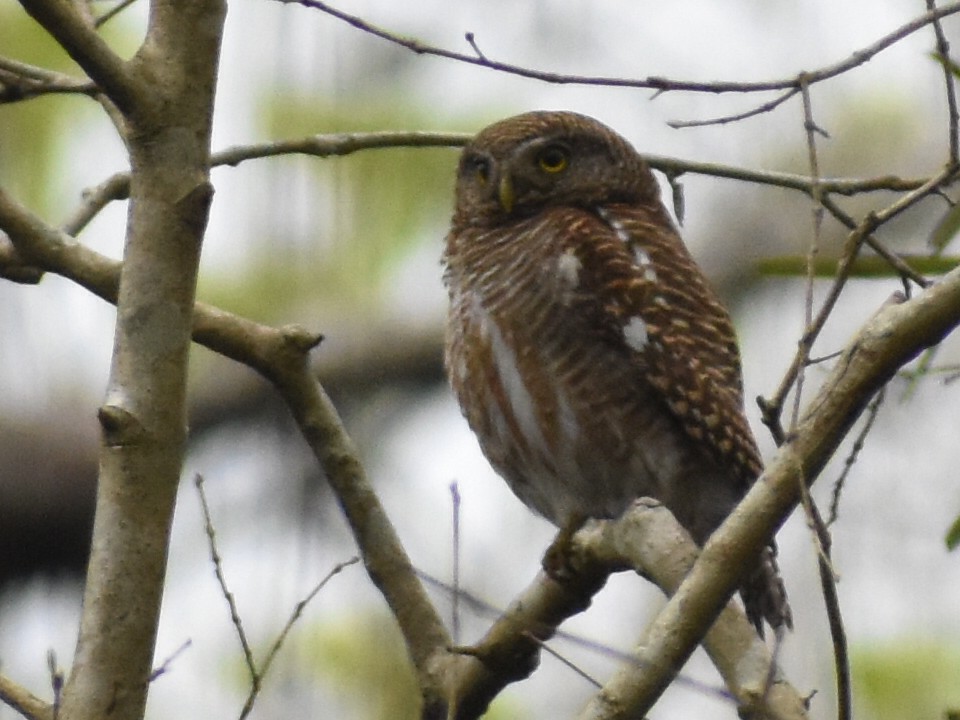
top-left (442, 110), bottom-right (791, 633)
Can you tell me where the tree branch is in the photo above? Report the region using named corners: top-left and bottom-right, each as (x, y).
top-left (574, 503), bottom-right (807, 720)
top-left (759, 165), bottom-right (954, 436)
top-left (0, 674), bottom-right (52, 720)
top-left (0, 55), bottom-right (98, 104)
top-left (53, 127), bottom-right (930, 240)
top-left (278, 0), bottom-right (960, 95)
top-left (17, 0), bottom-right (138, 113)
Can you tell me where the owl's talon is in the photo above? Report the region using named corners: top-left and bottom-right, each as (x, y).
top-left (542, 513), bottom-right (588, 581)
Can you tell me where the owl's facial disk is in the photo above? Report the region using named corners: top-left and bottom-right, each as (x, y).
top-left (456, 136), bottom-right (593, 220)
top-left (454, 115), bottom-right (657, 228)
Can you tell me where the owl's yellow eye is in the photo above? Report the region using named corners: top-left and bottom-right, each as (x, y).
top-left (537, 145), bottom-right (569, 173)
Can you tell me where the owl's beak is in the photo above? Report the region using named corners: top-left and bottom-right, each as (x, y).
top-left (497, 174), bottom-right (515, 213)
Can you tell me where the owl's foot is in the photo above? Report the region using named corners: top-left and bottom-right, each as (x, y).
top-left (542, 512), bottom-right (588, 581)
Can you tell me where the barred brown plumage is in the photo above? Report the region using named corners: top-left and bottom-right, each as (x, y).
top-left (442, 110), bottom-right (791, 634)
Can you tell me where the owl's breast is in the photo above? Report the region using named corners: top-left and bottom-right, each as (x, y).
top-left (444, 224), bottom-right (702, 526)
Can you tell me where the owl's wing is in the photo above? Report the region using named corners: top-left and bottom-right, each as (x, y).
top-left (565, 203), bottom-right (763, 489)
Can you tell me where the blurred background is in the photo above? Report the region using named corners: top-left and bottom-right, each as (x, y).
top-left (1, 1), bottom-right (959, 718)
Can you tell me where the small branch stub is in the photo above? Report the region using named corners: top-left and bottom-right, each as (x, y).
top-left (97, 404), bottom-right (146, 445)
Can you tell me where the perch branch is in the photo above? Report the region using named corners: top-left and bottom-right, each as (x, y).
top-left (582, 265), bottom-right (960, 717)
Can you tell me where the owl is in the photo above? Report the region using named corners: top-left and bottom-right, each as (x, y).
top-left (442, 110), bottom-right (791, 633)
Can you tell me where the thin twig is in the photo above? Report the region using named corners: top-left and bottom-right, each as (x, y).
top-left (60, 172), bottom-right (131, 237)
top-left (759, 164), bottom-right (955, 435)
top-left (251, 557), bottom-right (359, 699)
top-left (46, 650), bottom-right (62, 720)
top-left (793, 78), bottom-right (826, 434)
top-left (828, 388), bottom-right (886, 526)
top-left (523, 633), bottom-right (602, 689)
top-left (820, 196), bottom-right (932, 288)
top-left (928, 0), bottom-right (960, 166)
top-left (0, 55), bottom-right (98, 103)
top-left (94, 0), bottom-right (140, 28)
top-left (669, 88), bottom-right (800, 128)
top-left (194, 474), bottom-right (258, 680)
top-left (195, 473), bottom-right (358, 719)
top-left (450, 482), bottom-right (462, 645)
top-left (148, 640), bottom-right (193, 682)
top-left (806, 502), bottom-right (851, 720)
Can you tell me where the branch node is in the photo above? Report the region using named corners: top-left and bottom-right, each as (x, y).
top-left (464, 31), bottom-right (487, 62)
top-left (97, 404), bottom-right (146, 445)
top-left (280, 324), bottom-right (324, 353)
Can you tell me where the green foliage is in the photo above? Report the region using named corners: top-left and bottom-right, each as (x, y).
top-left (946, 513), bottom-right (960, 552)
top-left (305, 613), bottom-right (421, 719)
top-left (198, 98), bottom-right (465, 323)
top-left (930, 202), bottom-right (960, 256)
top-left (303, 613), bottom-right (523, 719)
top-left (853, 640), bottom-right (960, 720)
top-left (757, 254), bottom-right (960, 278)
top-left (0, 6), bottom-right (140, 215)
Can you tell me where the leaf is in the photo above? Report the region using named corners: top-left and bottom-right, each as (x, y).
top-left (946, 513), bottom-right (960, 552)
top-left (930, 202), bottom-right (960, 255)
top-left (757, 254), bottom-right (960, 278)
top-left (854, 640), bottom-right (960, 720)
top-left (930, 50), bottom-right (960, 81)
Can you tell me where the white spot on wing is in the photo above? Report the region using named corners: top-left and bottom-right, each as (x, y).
top-left (557, 248), bottom-right (581, 288)
top-left (633, 247), bottom-right (658, 282)
top-left (623, 316), bottom-right (649, 352)
top-left (597, 207), bottom-right (658, 282)
top-left (597, 207), bottom-right (632, 245)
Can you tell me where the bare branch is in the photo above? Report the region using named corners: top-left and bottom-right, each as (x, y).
top-left (56, 128), bottom-right (930, 239)
top-left (213, 131), bottom-right (471, 166)
top-left (828, 388), bottom-right (885, 526)
top-left (148, 640), bottom-right (193, 682)
top-left (819, 195), bottom-right (933, 287)
top-left (94, 0), bottom-right (141, 28)
top-left (668, 88), bottom-right (800, 129)
top-left (759, 165), bottom-right (954, 435)
top-left (194, 474), bottom-right (258, 688)
top-left (575, 504), bottom-right (808, 720)
top-left (277, 0), bottom-right (960, 95)
top-left (756, 253), bottom-right (958, 278)
top-left (928, 0), bottom-right (960, 166)
top-left (256, 557), bottom-right (360, 689)
top-left (0, 673), bottom-right (52, 720)
top-left (0, 55), bottom-right (98, 103)
top-left (804, 502), bottom-right (851, 720)
top-left (17, 0), bottom-right (138, 113)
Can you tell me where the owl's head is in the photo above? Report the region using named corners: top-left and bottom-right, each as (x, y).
top-left (452, 111), bottom-right (660, 227)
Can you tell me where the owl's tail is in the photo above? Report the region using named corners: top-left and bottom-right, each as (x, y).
top-left (741, 541), bottom-right (793, 636)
